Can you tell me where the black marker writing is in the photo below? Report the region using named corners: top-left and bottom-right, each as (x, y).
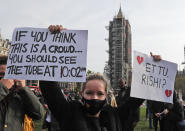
top-left (31, 31), bottom-right (48, 42)
top-left (6, 65), bottom-right (23, 75)
top-left (9, 54), bottom-right (23, 64)
top-left (141, 73), bottom-right (166, 88)
top-left (15, 31), bottom-right (28, 41)
top-left (52, 32), bottom-right (76, 43)
top-left (10, 43), bottom-right (28, 53)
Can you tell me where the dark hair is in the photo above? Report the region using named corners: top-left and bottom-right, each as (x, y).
top-left (82, 73), bottom-right (108, 92)
top-left (0, 55), bottom-right (8, 65)
top-left (118, 78), bottom-right (126, 88)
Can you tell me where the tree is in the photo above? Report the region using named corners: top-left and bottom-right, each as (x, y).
top-left (86, 69), bottom-right (94, 76)
top-left (174, 75), bottom-right (185, 99)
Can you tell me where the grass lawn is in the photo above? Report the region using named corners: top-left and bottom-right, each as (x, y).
top-left (34, 106), bottom-right (155, 131)
top-left (135, 106), bottom-right (155, 131)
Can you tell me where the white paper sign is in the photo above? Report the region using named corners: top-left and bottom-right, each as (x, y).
top-left (4, 27), bottom-right (88, 82)
top-left (130, 51), bottom-right (177, 103)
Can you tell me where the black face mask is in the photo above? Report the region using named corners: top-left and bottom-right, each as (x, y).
top-left (82, 97), bottom-right (106, 115)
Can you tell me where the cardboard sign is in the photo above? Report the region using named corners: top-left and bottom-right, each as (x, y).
top-left (4, 27), bottom-right (88, 82)
top-left (130, 51), bottom-right (177, 103)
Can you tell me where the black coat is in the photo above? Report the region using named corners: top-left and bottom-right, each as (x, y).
top-left (116, 87), bottom-right (140, 131)
top-left (40, 81), bottom-right (144, 131)
top-left (148, 100), bottom-right (164, 114)
top-left (160, 92), bottom-right (184, 131)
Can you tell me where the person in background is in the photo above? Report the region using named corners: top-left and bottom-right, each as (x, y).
top-left (116, 78), bottom-right (127, 106)
top-left (155, 91), bottom-right (184, 131)
top-left (146, 100), bottom-right (153, 129)
top-left (0, 55), bottom-right (43, 131)
top-left (149, 100), bottom-right (164, 131)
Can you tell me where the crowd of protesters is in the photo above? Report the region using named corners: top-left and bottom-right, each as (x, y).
top-left (1, 25), bottom-right (185, 131)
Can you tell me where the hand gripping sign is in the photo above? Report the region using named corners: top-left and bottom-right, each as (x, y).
top-left (4, 27), bottom-right (88, 82)
top-left (130, 51), bottom-right (177, 103)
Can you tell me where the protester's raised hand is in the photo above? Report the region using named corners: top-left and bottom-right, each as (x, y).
top-left (0, 79), bottom-right (14, 89)
top-left (150, 52), bottom-right (162, 61)
top-left (48, 25), bottom-right (63, 33)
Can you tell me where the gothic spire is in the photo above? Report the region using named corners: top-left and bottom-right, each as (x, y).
top-left (117, 5), bottom-right (124, 18)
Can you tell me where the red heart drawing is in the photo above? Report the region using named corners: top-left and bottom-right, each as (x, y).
top-left (165, 90), bottom-right (172, 97)
top-left (137, 56), bottom-right (143, 64)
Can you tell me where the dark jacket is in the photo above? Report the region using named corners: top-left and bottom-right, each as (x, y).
top-left (116, 87), bottom-right (140, 131)
top-left (160, 92), bottom-right (184, 131)
top-left (0, 83), bottom-right (43, 131)
top-left (149, 100), bottom-right (164, 114)
top-left (42, 109), bottom-right (61, 131)
top-left (40, 81), bottom-right (144, 131)
top-left (40, 96), bottom-right (61, 131)
top-left (116, 88), bottom-right (127, 106)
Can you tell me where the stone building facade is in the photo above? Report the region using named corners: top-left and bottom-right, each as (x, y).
top-left (0, 32), bottom-right (10, 56)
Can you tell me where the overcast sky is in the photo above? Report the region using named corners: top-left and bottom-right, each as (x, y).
top-left (1, 0), bottom-right (185, 73)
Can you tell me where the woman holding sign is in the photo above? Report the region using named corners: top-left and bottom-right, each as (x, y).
top-left (40, 73), bottom-right (144, 131)
top-left (39, 25), bottom-right (161, 131)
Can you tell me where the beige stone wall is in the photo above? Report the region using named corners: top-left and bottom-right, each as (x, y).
top-left (0, 33), bottom-right (10, 56)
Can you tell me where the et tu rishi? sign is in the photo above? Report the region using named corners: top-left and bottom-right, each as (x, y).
top-left (130, 51), bottom-right (177, 103)
top-left (4, 27), bottom-right (88, 82)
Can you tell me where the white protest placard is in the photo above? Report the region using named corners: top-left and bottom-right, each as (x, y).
top-left (130, 51), bottom-right (177, 103)
top-left (4, 27), bottom-right (88, 82)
